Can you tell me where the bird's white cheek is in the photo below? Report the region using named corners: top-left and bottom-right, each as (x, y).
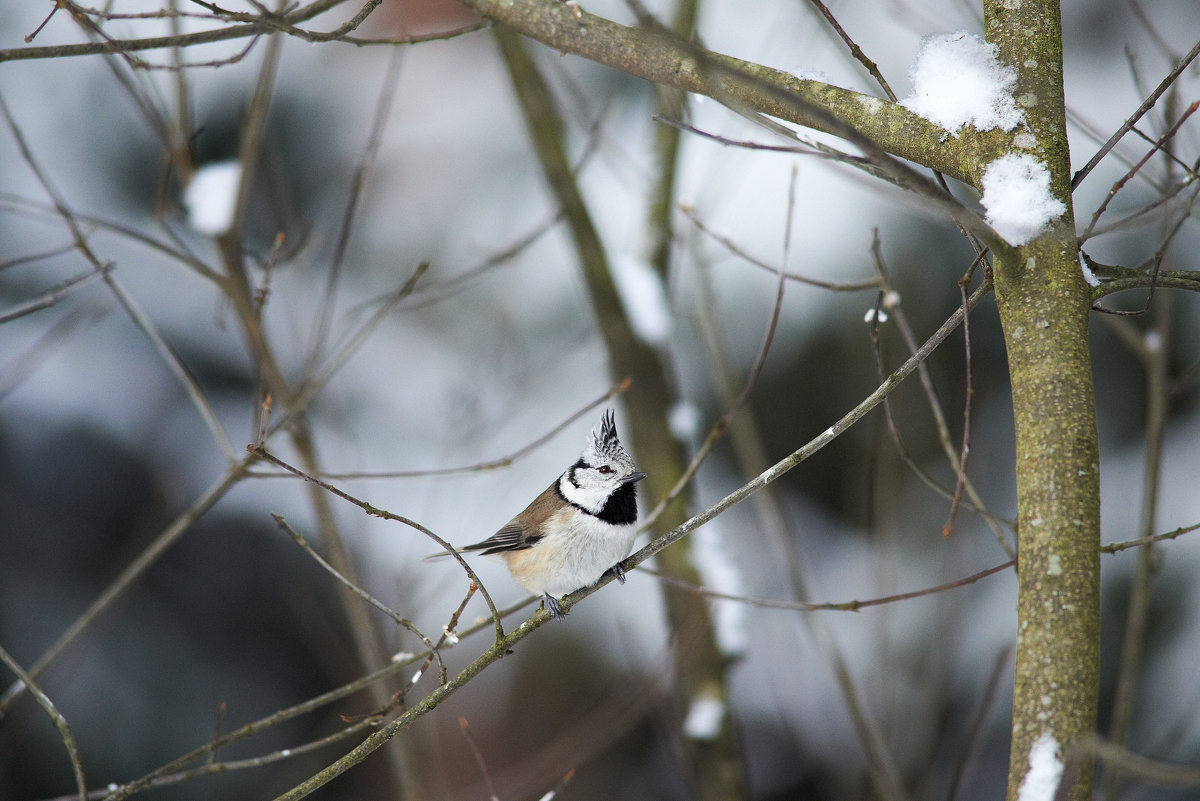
top-left (558, 475), bottom-right (610, 514)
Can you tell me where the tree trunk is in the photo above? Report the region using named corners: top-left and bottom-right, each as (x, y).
top-left (984, 2), bottom-right (1101, 799)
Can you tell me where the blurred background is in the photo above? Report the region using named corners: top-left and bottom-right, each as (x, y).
top-left (1, 1), bottom-right (1198, 799)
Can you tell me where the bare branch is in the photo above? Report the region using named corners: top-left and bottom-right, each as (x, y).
top-left (247, 445), bottom-right (506, 641)
top-left (805, 0), bottom-right (897, 100)
top-left (1071, 37), bottom-right (1200, 189)
top-left (1, 0), bottom-right (485, 64)
top-left (0, 645), bottom-right (87, 801)
top-left (941, 280), bottom-right (975, 538)
top-left (290, 378), bottom-right (629, 480)
top-left (0, 263), bottom-right (111, 325)
top-left (1079, 100), bottom-right (1200, 243)
top-left (272, 515), bottom-right (444, 680)
top-left (682, 204), bottom-right (881, 291)
top-left (627, 278), bottom-right (993, 589)
top-left (643, 558), bottom-right (1015, 612)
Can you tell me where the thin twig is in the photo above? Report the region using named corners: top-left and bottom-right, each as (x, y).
top-left (24, 2), bottom-right (61, 42)
top-left (1125, 0), bottom-right (1178, 61)
top-left (271, 515), bottom-right (444, 678)
top-left (93, 595), bottom-right (535, 801)
top-left (459, 717), bottom-right (501, 801)
top-left (0, 264), bottom-right (111, 324)
top-left (104, 270), bottom-right (239, 460)
top-left (0, 193), bottom-right (220, 282)
top-left (277, 377), bottom-right (630, 480)
top-left (1091, 182), bottom-right (1200, 315)
top-left (343, 586), bottom-right (481, 723)
top-left (1057, 734), bottom-right (1200, 798)
top-left (305, 44), bottom-right (405, 375)
top-left (1071, 37), bottom-right (1200, 188)
top-left (276, 263), bottom-right (430, 440)
top-left (634, 277), bottom-right (993, 578)
top-left (248, 445), bottom-right (507, 641)
top-left (940, 280), bottom-right (974, 538)
top-left (254, 233), bottom-right (285, 317)
top-left (638, 514), bottom-right (1200, 613)
top-left (1079, 100), bottom-right (1200, 242)
top-left (205, 702), bottom-right (226, 768)
top-left (401, 583), bottom-right (477, 695)
top-left (868, 237), bottom-right (1016, 556)
top-left (945, 646), bottom-right (1014, 801)
top-left (539, 768), bottom-right (577, 801)
top-left (101, 718), bottom-right (384, 799)
top-left (639, 196), bottom-right (792, 531)
top-left (267, 618), bottom-right (550, 800)
top-left (1102, 520), bottom-right (1200, 553)
top-left (805, 0), bottom-right (896, 100)
top-left (681, 205), bottom-right (880, 291)
top-left (1, 1), bottom-right (486, 64)
top-left (0, 644), bottom-right (87, 801)
top-left (0, 238), bottom-right (86, 271)
top-left (658, 112), bottom-right (894, 187)
top-left (0, 304), bottom-right (106, 403)
top-left (642, 558), bottom-right (1015, 612)
top-left (1082, 171), bottom-right (1199, 240)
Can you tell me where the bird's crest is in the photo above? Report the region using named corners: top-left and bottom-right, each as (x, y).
top-left (584, 409), bottom-right (633, 467)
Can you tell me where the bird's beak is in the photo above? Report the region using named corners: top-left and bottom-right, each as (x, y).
top-left (627, 471), bottom-right (647, 484)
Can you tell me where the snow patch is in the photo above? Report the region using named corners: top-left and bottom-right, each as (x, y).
top-left (1017, 732), bottom-right (1064, 801)
top-left (901, 32), bottom-right (1024, 133)
top-left (791, 68), bottom-right (830, 84)
top-left (1079, 255), bottom-right (1100, 287)
top-left (980, 153), bottom-right (1066, 245)
top-left (683, 693), bottom-right (726, 740)
top-left (611, 254), bottom-right (672, 345)
top-left (668, 401), bottom-right (702, 440)
top-left (183, 160), bottom-right (242, 235)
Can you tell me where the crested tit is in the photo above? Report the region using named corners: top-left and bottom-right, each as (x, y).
top-left (440, 410), bottom-right (645, 619)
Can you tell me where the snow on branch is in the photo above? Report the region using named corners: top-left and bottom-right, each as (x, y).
top-left (901, 32), bottom-right (1024, 134)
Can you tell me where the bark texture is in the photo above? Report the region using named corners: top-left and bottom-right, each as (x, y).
top-left (983, 3), bottom-right (1101, 800)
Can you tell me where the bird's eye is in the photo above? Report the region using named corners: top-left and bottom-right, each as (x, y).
top-left (597, 465), bottom-right (613, 474)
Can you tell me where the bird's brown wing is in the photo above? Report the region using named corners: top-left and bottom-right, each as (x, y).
top-left (460, 480), bottom-right (561, 555)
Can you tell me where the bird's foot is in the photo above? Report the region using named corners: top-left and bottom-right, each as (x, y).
top-left (544, 594), bottom-right (567, 620)
top-left (607, 561), bottom-right (627, 584)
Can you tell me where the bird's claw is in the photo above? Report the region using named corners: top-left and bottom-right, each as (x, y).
top-left (545, 594), bottom-right (567, 620)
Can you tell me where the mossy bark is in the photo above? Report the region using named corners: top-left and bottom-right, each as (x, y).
top-left (983, 3), bottom-right (1100, 800)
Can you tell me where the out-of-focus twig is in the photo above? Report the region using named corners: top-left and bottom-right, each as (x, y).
top-left (0, 644), bottom-right (87, 801)
top-left (249, 445), bottom-right (506, 641)
top-left (1071, 37), bottom-right (1200, 188)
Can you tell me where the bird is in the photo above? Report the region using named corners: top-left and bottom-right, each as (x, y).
top-left (436, 410), bottom-right (646, 619)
